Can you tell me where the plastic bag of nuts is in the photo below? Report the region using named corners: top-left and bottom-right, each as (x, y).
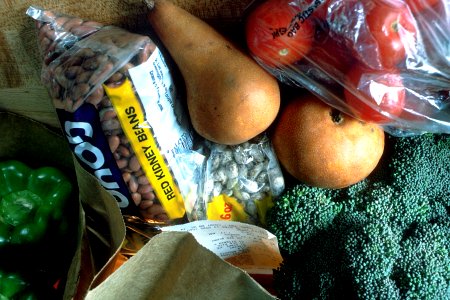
top-left (27, 6), bottom-right (200, 223)
top-left (189, 134), bottom-right (285, 225)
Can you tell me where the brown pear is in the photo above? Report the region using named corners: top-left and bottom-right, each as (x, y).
top-left (145, 0), bottom-right (280, 145)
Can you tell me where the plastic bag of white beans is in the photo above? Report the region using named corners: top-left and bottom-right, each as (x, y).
top-left (27, 6), bottom-right (200, 223)
top-left (189, 135), bottom-right (285, 225)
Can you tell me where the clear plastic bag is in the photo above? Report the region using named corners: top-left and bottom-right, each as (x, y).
top-left (27, 6), bottom-right (200, 222)
top-left (245, 0), bottom-right (450, 136)
top-left (189, 135), bottom-right (285, 225)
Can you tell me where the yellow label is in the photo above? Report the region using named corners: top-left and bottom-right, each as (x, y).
top-left (207, 195), bottom-right (248, 222)
top-left (104, 79), bottom-right (185, 219)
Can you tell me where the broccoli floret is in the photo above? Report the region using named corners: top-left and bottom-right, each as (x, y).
top-left (389, 133), bottom-right (450, 203)
top-left (272, 207), bottom-right (370, 299)
top-left (395, 217), bottom-right (450, 300)
top-left (266, 183), bottom-right (343, 255)
top-left (341, 179), bottom-right (371, 212)
top-left (355, 183), bottom-right (431, 234)
top-left (273, 226), bottom-right (352, 300)
top-left (268, 133), bottom-right (450, 299)
top-left (344, 218), bottom-right (402, 300)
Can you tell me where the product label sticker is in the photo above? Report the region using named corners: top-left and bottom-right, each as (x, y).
top-left (127, 47), bottom-right (193, 159)
top-left (207, 195), bottom-right (249, 223)
top-left (104, 78), bottom-right (186, 219)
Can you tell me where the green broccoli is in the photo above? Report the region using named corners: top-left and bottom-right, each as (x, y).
top-left (358, 183), bottom-right (431, 233)
top-left (395, 217), bottom-right (450, 300)
top-left (266, 183), bottom-right (343, 255)
top-left (389, 133), bottom-right (450, 203)
top-left (272, 211), bottom-right (369, 299)
top-left (344, 218), bottom-right (402, 300)
top-left (267, 133), bottom-right (450, 299)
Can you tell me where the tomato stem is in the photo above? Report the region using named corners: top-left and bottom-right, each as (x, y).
top-left (279, 48), bottom-right (289, 57)
top-left (391, 20), bottom-right (399, 33)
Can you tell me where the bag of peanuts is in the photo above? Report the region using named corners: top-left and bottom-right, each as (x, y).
top-left (26, 6), bottom-right (201, 223)
top-left (189, 134), bottom-right (285, 225)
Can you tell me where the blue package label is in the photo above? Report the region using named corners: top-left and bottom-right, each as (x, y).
top-left (56, 103), bottom-right (139, 216)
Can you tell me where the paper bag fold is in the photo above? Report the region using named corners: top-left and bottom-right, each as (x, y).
top-left (86, 231), bottom-right (276, 300)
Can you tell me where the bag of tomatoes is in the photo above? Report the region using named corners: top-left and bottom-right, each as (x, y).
top-left (245, 0), bottom-right (450, 136)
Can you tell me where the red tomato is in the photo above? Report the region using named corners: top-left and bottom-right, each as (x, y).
top-left (310, 25), bottom-right (355, 75)
top-left (292, 30), bottom-right (355, 89)
top-left (310, 0), bottom-right (331, 20)
top-left (365, 1), bottom-right (418, 70)
top-left (344, 65), bottom-right (406, 123)
top-left (405, 0), bottom-right (440, 14)
top-left (245, 0), bottom-right (317, 67)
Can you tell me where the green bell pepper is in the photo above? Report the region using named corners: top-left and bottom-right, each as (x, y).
top-left (0, 270), bottom-right (37, 300)
top-left (0, 160), bottom-right (72, 245)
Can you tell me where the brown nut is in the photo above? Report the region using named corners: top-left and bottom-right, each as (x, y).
top-left (117, 145), bottom-right (131, 158)
top-left (119, 134), bottom-right (130, 146)
top-left (39, 23), bottom-right (54, 42)
top-left (101, 97), bottom-right (112, 107)
top-left (82, 54), bottom-right (108, 71)
top-left (71, 83), bottom-right (90, 100)
top-left (86, 86), bottom-right (105, 106)
top-left (105, 71), bottom-right (124, 85)
top-left (116, 158), bottom-right (128, 170)
top-left (71, 25), bottom-right (101, 37)
top-left (63, 18), bottom-right (84, 33)
top-left (99, 106), bottom-right (116, 121)
top-left (101, 118), bottom-right (121, 131)
top-left (65, 66), bottom-right (83, 80)
top-left (49, 80), bottom-right (62, 99)
top-left (107, 135), bottom-right (120, 153)
top-left (122, 172), bottom-right (131, 183)
top-left (75, 70), bottom-right (93, 84)
top-left (131, 192), bottom-right (142, 206)
top-left (139, 200), bottom-right (154, 210)
top-left (54, 65), bottom-right (70, 89)
top-left (128, 175), bottom-right (139, 193)
top-left (88, 61), bottom-right (114, 86)
top-left (111, 34), bottom-right (132, 48)
top-left (54, 16), bottom-right (69, 29)
top-left (137, 175), bottom-right (150, 185)
top-left (129, 155), bottom-right (140, 172)
top-left (146, 203), bottom-right (166, 216)
top-left (77, 48), bottom-right (96, 59)
top-left (141, 191), bottom-right (156, 201)
top-left (137, 184), bottom-right (153, 195)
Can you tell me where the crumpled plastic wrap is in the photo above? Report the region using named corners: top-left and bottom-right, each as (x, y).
top-left (245, 0), bottom-right (450, 136)
top-left (27, 6), bottom-right (198, 223)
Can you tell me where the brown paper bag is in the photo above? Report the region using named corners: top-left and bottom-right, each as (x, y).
top-left (86, 231), bottom-right (277, 300)
top-left (0, 111), bottom-right (83, 298)
top-left (72, 158), bottom-right (126, 298)
top-left (0, 111), bottom-right (126, 299)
